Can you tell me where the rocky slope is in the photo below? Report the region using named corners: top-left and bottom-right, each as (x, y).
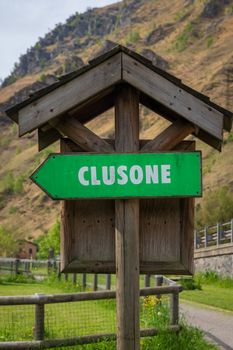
top-left (0, 0), bottom-right (232, 241)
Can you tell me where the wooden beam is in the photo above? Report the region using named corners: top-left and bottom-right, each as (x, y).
top-left (115, 85), bottom-right (140, 350)
top-left (38, 91), bottom-right (114, 151)
top-left (52, 116), bottom-right (115, 153)
top-left (38, 128), bottom-right (61, 151)
top-left (18, 52), bottom-right (122, 136)
top-left (141, 119), bottom-right (195, 152)
top-left (140, 93), bottom-right (222, 151)
top-left (122, 53), bottom-right (224, 141)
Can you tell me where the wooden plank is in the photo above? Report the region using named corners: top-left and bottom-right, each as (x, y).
top-left (18, 53), bottom-right (122, 136)
top-left (115, 85), bottom-right (140, 350)
top-left (140, 119), bottom-right (195, 152)
top-left (122, 53), bottom-right (223, 140)
top-left (53, 116), bottom-right (115, 153)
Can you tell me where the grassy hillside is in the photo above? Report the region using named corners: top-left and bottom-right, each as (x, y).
top-left (0, 0), bottom-right (232, 244)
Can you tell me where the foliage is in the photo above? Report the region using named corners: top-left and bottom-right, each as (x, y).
top-left (36, 220), bottom-right (60, 259)
top-left (180, 277), bottom-right (202, 291)
top-left (126, 30), bottom-right (141, 45)
top-left (195, 186), bottom-right (233, 227)
top-left (206, 36), bottom-right (213, 48)
top-left (141, 322), bottom-right (217, 350)
top-left (0, 274), bottom-right (36, 285)
top-left (195, 271), bottom-right (233, 289)
top-left (1, 171), bottom-right (25, 195)
top-left (173, 23), bottom-right (194, 52)
top-left (0, 225), bottom-right (19, 257)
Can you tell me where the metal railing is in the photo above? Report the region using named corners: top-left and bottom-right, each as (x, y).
top-left (194, 219), bottom-right (233, 249)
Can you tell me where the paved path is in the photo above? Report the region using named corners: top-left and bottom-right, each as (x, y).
top-left (180, 301), bottom-right (233, 349)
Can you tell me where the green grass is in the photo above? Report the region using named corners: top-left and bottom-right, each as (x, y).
top-left (180, 273), bottom-right (233, 311)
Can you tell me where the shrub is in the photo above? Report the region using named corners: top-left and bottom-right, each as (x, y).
top-left (173, 23), bottom-right (194, 52)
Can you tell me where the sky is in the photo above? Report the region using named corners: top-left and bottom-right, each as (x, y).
top-left (0, 0), bottom-right (119, 80)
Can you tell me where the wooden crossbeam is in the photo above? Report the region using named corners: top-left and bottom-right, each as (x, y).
top-left (140, 119), bottom-right (196, 152)
top-left (51, 116), bottom-right (115, 153)
top-left (140, 93), bottom-right (222, 151)
top-left (38, 90), bottom-right (114, 151)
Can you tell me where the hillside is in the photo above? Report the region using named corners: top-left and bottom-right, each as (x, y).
top-left (0, 0), bottom-right (233, 243)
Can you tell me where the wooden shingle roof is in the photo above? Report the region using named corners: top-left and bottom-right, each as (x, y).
top-left (6, 45), bottom-right (232, 151)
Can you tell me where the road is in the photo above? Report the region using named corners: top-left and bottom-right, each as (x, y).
top-left (180, 301), bottom-right (233, 349)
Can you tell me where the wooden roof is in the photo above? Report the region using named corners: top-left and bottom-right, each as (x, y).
top-left (5, 45), bottom-right (232, 151)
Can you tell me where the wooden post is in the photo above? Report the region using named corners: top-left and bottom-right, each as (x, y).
top-left (106, 274), bottom-right (111, 290)
top-left (144, 275), bottom-right (150, 288)
top-left (93, 274), bottom-right (98, 291)
top-left (155, 275), bottom-right (163, 302)
top-left (231, 219), bottom-right (233, 243)
top-left (115, 85), bottom-right (140, 350)
top-left (15, 259), bottom-right (20, 275)
top-left (194, 229), bottom-right (197, 249)
top-left (217, 223), bottom-right (220, 246)
top-left (72, 273), bottom-right (77, 285)
top-left (170, 291), bottom-right (179, 326)
top-left (204, 226), bottom-right (208, 248)
top-left (34, 294), bottom-right (45, 341)
top-left (82, 273), bottom-right (87, 290)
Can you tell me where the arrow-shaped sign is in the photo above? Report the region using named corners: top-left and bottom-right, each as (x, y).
top-left (30, 152), bottom-right (202, 200)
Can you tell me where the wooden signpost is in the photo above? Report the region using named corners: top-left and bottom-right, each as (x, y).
top-left (6, 45), bottom-right (231, 350)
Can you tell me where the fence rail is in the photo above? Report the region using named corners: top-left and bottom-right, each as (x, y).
top-left (195, 219), bottom-right (233, 249)
top-left (0, 277), bottom-right (182, 349)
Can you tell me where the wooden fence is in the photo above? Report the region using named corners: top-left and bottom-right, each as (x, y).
top-left (0, 276), bottom-right (181, 349)
top-left (195, 219), bottom-right (233, 249)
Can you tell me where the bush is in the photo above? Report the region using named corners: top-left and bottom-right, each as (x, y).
top-left (180, 277), bottom-right (202, 291)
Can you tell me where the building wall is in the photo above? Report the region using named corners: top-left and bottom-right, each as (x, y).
top-left (194, 243), bottom-right (233, 278)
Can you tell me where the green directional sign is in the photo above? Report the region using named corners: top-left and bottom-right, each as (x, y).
top-left (30, 152), bottom-right (202, 199)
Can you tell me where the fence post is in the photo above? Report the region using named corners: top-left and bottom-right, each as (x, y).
top-left (82, 273), bottom-right (87, 290)
top-left (72, 273), bottom-right (77, 285)
top-left (204, 226), bottom-right (208, 248)
top-left (15, 259), bottom-right (20, 275)
top-left (217, 222), bottom-right (220, 246)
top-left (93, 274), bottom-right (98, 291)
top-left (231, 219), bottom-right (233, 243)
top-left (34, 294), bottom-right (45, 341)
top-left (170, 291), bottom-right (179, 326)
top-left (155, 275), bottom-right (163, 302)
top-left (106, 274), bottom-right (111, 290)
top-left (194, 229), bottom-right (198, 249)
top-left (144, 275), bottom-right (150, 287)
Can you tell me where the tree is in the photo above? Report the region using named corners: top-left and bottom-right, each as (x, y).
top-left (0, 226), bottom-right (18, 257)
top-left (195, 186), bottom-right (233, 227)
top-left (36, 220), bottom-right (60, 259)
